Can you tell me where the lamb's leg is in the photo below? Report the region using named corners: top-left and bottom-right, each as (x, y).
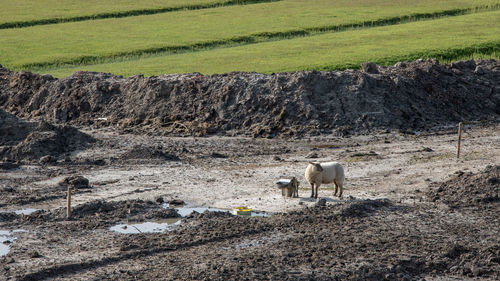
top-left (314, 184), bottom-right (318, 199)
top-left (333, 180), bottom-right (339, 196)
top-left (338, 182), bottom-right (343, 198)
top-left (310, 183), bottom-right (315, 198)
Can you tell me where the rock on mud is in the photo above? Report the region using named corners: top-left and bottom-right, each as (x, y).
top-left (58, 175), bottom-right (91, 189)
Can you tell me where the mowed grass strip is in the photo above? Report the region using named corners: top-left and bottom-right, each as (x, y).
top-left (1, 0), bottom-right (499, 70)
top-left (0, 0), bottom-right (277, 29)
top-left (37, 10), bottom-right (500, 77)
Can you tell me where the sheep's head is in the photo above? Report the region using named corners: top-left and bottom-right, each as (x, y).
top-left (309, 162), bottom-right (323, 172)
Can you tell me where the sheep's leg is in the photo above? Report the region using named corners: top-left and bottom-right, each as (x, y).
top-left (333, 180), bottom-right (339, 196)
top-left (310, 183), bottom-right (315, 198)
top-left (314, 184), bottom-right (319, 199)
top-left (338, 182), bottom-right (343, 198)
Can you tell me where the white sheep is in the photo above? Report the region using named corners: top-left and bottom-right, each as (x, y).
top-left (305, 161), bottom-right (345, 198)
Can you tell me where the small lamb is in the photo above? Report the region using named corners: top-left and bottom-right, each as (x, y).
top-left (305, 161), bottom-right (345, 198)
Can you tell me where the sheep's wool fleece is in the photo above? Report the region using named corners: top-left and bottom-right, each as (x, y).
top-left (305, 162), bottom-right (344, 186)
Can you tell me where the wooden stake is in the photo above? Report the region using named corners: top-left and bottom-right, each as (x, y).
top-left (457, 122), bottom-right (463, 159)
top-left (67, 186), bottom-right (71, 220)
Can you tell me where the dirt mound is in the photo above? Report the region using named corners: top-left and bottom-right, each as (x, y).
top-left (0, 109), bottom-right (94, 161)
top-left (336, 198), bottom-right (395, 217)
top-left (1, 59), bottom-right (499, 137)
top-left (429, 165), bottom-right (500, 207)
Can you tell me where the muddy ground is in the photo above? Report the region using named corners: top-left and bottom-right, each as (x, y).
top-left (0, 123), bottom-right (498, 281)
top-left (0, 60), bottom-right (499, 280)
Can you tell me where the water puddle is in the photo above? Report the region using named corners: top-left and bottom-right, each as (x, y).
top-left (0, 208), bottom-right (41, 215)
top-left (13, 208), bottom-right (40, 215)
top-left (0, 229), bottom-right (25, 256)
top-left (163, 203), bottom-right (228, 217)
top-left (110, 220), bottom-right (181, 234)
top-left (250, 211), bottom-right (272, 217)
top-left (110, 203), bottom-right (271, 235)
top-left (162, 203), bottom-right (271, 217)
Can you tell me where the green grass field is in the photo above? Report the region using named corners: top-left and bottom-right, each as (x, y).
top-left (37, 10), bottom-right (500, 77)
top-left (0, 0), bottom-right (499, 77)
top-left (1, 0), bottom-right (498, 70)
top-left (0, 0), bottom-right (268, 28)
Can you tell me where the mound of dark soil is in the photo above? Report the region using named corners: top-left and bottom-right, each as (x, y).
top-left (1, 59), bottom-right (499, 137)
top-left (429, 165), bottom-right (500, 207)
top-left (0, 109), bottom-right (94, 161)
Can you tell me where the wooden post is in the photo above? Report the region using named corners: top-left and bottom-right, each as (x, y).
top-left (457, 122), bottom-right (463, 159)
top-left (67, 186), bottom-right (71, 219)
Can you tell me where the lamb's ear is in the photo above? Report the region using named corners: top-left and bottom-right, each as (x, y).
top-left (309, 162), bottom-right (314, 165)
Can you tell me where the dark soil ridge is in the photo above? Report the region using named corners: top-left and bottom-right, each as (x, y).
top-left (1, 59), bottom-right (499, 137)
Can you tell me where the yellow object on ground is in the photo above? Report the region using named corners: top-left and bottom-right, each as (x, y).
top-left (233, 207), bottom-right (252, 216)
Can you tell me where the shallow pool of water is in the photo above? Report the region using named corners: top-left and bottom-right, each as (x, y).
top-left (0, 230), bottom-right (24, 256)
top-left (162, 203), bottom-right (270, 217)
top-left (0, 208), bottom-right (41, 215)
top-left (110, 220), bottom-right (182, 234)
top-left (14, 208), bottom-right (40, 215)
top-left (110, 203), bottom-right (271, 235)
top-left (166, 204), bottom-right (228, 217)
